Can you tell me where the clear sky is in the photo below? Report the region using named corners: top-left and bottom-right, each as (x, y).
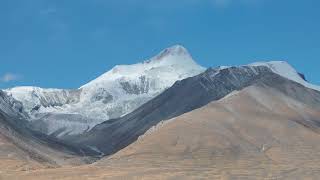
top-left (0, 0), bottom-right (319, 89)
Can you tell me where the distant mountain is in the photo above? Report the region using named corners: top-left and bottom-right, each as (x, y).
top-left (0, 90), bottom-right (86, 168)
top-left (70, 64), bottom-right (320, 156)
top-left (1, 45), bottom-right (320, 156)
top-left (4, 45), bottom-right (205, 136)
top-left (5, 44), bottom-right (320, 139)
top-left (249, 61), bottom-right (320, 91)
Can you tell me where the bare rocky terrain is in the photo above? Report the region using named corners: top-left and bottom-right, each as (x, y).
top-left (2, 84), bottom-right (320, 179)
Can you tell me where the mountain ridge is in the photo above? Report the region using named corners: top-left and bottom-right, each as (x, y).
top-left (2, 45), bottom-right (320, 139)
top-left (68, 64), bottom-right (320, 156)
top-left (4, 45), bottom-right (205, 136)
top-left (1, 46), bottom-right (320, 178)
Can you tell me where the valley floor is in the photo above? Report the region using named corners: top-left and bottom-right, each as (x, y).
top-left (1, 155), bottom-right (320, 180)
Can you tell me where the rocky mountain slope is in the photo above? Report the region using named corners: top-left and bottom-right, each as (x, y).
top-left (69, 64), bottom-right (320, 156)
top-left (0, 90), bottom-right (90, 169)
top-left (95, 83), bottom-right (320, 179)
top-left (4, 45), bottom-right (205, 136)
top-left (4, 46), bottom-right (319, 139)
top-left (3, 75), bottom-right (320, 179)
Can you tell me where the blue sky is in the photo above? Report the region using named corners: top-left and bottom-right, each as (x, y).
top-left (0, 0), bottom-right (319, 89)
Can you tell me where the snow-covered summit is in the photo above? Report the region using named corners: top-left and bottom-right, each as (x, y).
top-left (249, 61), bottom-right (320, 91)
top-left (77, 45), bottom-right (205, 119)
top-left (81, 45), bottom-right (201, 88)
top-left (205, 61), bottom-right (320, 92)
top-left (145, 45), bottom-right (192, 63)
top-left (4, 45), bottom-right (205, 136)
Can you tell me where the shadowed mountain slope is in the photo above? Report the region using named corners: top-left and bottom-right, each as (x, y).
top-left (70, 65), bottom-right (320, 157)
top-left (0, 91), bottom-right (91, 170)
top-left (95, 83), bottom-right (320, 179)
top-left (5, 76), bottom-right (320, 179)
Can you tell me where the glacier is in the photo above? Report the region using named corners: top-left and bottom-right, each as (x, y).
top-left (4, 45), bottom-right (206, 136)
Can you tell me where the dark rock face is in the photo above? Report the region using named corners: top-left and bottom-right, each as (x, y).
top-left (120, 76), bottom-right (153, 95)
top-left (0, 91), bottom-right (28, 119)
top-left (0, 91), bottom-right (29, 132)
top-left (90, 88), bottom-right (113, 104)
top-left (31, 89), bottom-right (81, 109)
top-left (298, 72), bottom-right (307, 81)
top-left (69, 65), bottom-right (320, 157)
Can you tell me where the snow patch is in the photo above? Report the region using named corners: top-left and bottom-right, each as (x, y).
top-left (249, 61), bottom-right (320, 91)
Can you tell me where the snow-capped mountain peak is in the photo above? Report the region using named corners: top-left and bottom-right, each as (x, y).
top-left (81, 45), bottom-right (204, 89)
top-left (5, 45), bottom-right (320, 137)
top-left (249, 61), bottom-right (320, 91)
top-left (148, 45), bottom-right (191, 60)
top-left (78, 46), bottom-right (205, 118)
top-left (208, 61), bottom-right (320, 92)
top-left (143, 45), bottom-right (196, 66)
top-left (3, 45), bottom-right (205, 136)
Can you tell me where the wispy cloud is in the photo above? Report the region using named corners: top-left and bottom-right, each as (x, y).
top-left (0, 73), bottom-right (21, 83)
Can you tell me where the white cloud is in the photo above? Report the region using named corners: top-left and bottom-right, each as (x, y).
top-left (0, 73), bottom-right (20, 83)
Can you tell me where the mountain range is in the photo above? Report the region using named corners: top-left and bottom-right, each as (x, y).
top-left (1, 45), bottom-right (320, 179)
top-left (4, 45), bottom-right (205, 137)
